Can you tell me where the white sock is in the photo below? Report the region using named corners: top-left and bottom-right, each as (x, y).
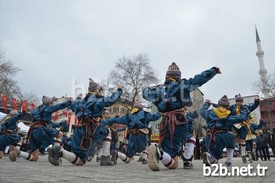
top-left (184, 137), bottom-right (195, 159)
top-left (98, 147), bottom-right (103, 157)
top-left (61, 149), bottom-right (80, 164)
top-left (102, 141), bottom-right (111, 156)
top-left (5, 146), bottom-right (9, 154)
top-left (14, 145), bottom-right (32, 160)
top-left (240, 143), bottom-right (246, 156)
top-left (118, 151), bottom-right (130, 163)
top-left (54, 139), bottom-right (62, 147)
top-left (118, 151), bottom-right (126, 160)
top-left (141, 151), bottom-right (148, 160)
top-left (19, 151), bottom-right (33, 160)
top-left (160, 151), bottom-right (174, 168)
top-left (102, 129), bottom-right (112, 156)
top-left (226, 148), bottom-right (234, 163)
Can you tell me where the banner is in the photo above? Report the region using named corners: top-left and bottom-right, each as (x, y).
top-left (12, 98), bottom-right (17, 110)
top-left (1, 95), bottom-right (7, 112)
top-left (53, 111), bottom-right (59, 122)
top-left (74, 116), bottom-right (78, 125)
top-left (67, 112), bottom-right (72, 125)
top-left (31, 102), bottom-right (35, 109)
top-left (21, 100), bottom-right (27, 112)
top-left (63, 111), bottom-right (67, 116)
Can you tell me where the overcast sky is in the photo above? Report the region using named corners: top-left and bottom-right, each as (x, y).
top-left (0, 0), bottom-right (274, 103)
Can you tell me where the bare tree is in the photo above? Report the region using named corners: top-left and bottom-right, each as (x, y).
top-left (19, 92), bottom-right (40, 105)
top-left (108, 53), bottom-right (160, 109)
top-left (253, 71), bottom-right (275, 97)
top-left (100, 78), bottom-right (116, 96)
top-left (0, 49), bottom-right (22, 99)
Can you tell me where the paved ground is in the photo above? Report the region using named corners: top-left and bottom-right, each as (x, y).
top-left (0, 155), bottom-right (275, 183)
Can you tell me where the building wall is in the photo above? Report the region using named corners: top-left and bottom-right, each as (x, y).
top-left (190, 88), bottom-right (205, 138)
top-left (106, 101), bottom-right (132, 142)
top-left (260, 97), bottom-right (275, 130)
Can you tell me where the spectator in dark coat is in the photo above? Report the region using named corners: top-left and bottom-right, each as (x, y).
top-left (267, 129), bottom-right (275, 161)
top-left (257, 130), bottom-right (270, 161)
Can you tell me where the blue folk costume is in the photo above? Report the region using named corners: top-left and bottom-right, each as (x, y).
top-left (86, 110), bottom-right (112, 163)
top-left (103, 105), bottom-right (161, 163)
top-left (28, 96), bottom-right (71, 154)
top-left (48, 79), bottom-right (123, 166)
top-left (199, 95), bottom-right (249, 165)
top-left (0, 111), bottom-right (25, 157)
top-left (143, 62), bottom-right (220, 171)
top-left (8, 96), bottom-right (71, 162)
top-left (228, 94), bottom-right (260, 163)
top-left (229, 94), bottom-right (260, 140)
top-left (245, 120), bottom-right (263, 151)
top-left (243, 115), bottom-right (264, 163)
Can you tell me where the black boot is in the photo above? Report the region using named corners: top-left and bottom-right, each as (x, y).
top-left (142, 159), bottom-right (148, 164)
top-left (248, 152), bottom-right (253, 163)
top-left (183, 156), bottom-right (193, 169)
top-left (137, 156), bottom-right (142, 162)
top-left (48, 146), bottom-right (62, 166)
top-left (96, 156), bottom-right (101, 162)
top-left (100, 155), bottom-right (114, 166)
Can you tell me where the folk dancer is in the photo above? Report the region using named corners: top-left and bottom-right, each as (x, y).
top-left (102, 101), bottom-right (161, 164)
top-left (87, 109), bottom-right (113, 164)
top-left (48, 79), bottom-right (123, 166)
top-left (199, 95), bottom-right (249, 166)
top-left (0, 110), bottom-right (27, 159)
top-left (243, 114), bottom-right (265, 163)
top-left (142, 62), bottom-right (221, 171)
top-left (9, 96), bottom-right (71, 161)
top-left (227, 94), bottom-right (260, 164)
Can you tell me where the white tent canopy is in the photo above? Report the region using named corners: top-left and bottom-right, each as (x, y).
top-left (0, 111), bottom-right (7, 121)
top-left (17, 121), bottom-right (30, 133)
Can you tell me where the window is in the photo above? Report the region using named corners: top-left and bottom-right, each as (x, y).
top-left (113, 107), bottom-right (119, 113)
top-left (120, 108), bottom-right (126, 114)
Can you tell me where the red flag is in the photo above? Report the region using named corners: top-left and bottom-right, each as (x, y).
top-left (74, 116), bottom-right (78, 125)
top-left (31, 102), bottom-right (35, 109)
top-left (21, 100), bottom-right (27, 112)
top-left (12, 98), bottom-right (17, 110)
top-left (53, 111), bottom-right (59, 122)
top-left (1, 95), bottom-right (7, 112)
top-left (62, 111), bottom-right (67, 116)
top-left (67, 112), bottom-right (72, 125)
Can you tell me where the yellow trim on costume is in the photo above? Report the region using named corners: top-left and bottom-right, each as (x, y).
top-left (88, 92), bottom-right (97, 95)
top-left (213, 107), bottom-right (231, 118)
top-left (0, 115), bottom-right (12, 123)
top-left (130, 108), bottom-right (139, 114)
top-left (235, 106), bottom-right (240, 115)
top-left (166, 78), bottom-right (177, 82)
top-left (124, 126), bottom-right (128, 138)
top-left (243, 120), bottom-right (253, 140)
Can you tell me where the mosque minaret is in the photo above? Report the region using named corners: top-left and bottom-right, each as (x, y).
top-left (255, 26), bottom-right (270, 98)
